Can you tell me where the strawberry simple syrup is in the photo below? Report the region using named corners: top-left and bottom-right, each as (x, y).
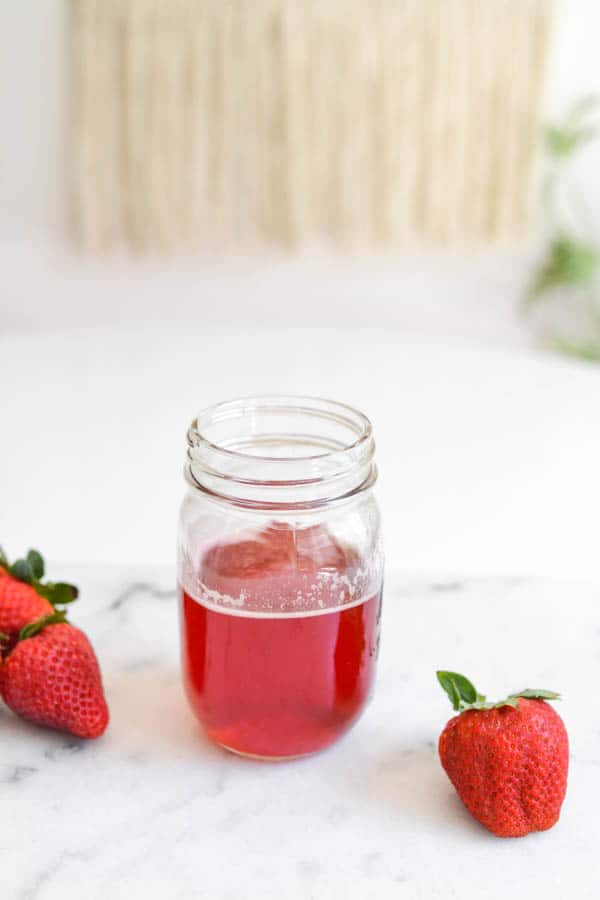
top-left (180, 524), bottom-right (381, 758)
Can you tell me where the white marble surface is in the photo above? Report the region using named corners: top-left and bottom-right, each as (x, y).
top-left (2, 568), bottom-right (598, 899)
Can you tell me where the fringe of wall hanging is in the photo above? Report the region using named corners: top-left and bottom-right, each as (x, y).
top-left (71, 0), bottom-right (554, 252)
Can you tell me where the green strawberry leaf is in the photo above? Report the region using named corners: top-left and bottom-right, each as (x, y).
top-left (0, 548), bottom-right (79, 607)
top-left (18, 610), bottom-right (68, 642)
top-left (35, 581), bottom-right (79, 606)
top-left (437, 671), bottom-right (479, 711)
top-left (26, 549), bottom-right (45, 580)
top-left (508, 689), bottom-right (561, 702)
top-left (437, 672), bottom-right (562, 714)
top-left (10, 559), bottom-right (34, 584)
top-left (51, 582), bottom-right (79, 604)
top-left (494, 697), bottom-right (521, 709)
top-left (438, 673), bottom-right (461, 710)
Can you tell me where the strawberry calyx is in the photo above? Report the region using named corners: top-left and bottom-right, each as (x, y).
top-left (0, 546), bottom-right (78, 608)
top-left (436, 670), bottom-right (561, 713)
top-left (17, 610), bottom-right (68, 643)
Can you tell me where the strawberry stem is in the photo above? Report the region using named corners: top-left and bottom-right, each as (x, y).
top-left (0, 547), bottom-right (78, 607)
top-left (18, 610), bottom-right (68, 642)
top-left (436, 670), bottom-right (561, 712)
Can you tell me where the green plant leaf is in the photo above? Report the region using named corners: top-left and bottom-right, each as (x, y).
top-left (50, 582), bottom-right (79, 604)
top-left (18, 610), bottom-right (68, 642)
top-left (436, 671), bottom-right (479, 710)
top-left (565, 93), bottom-right (600, 124)
top-left (438, 673), bottom-right (461, 709)
top-left (494, 697), bottom-right (521, 709)
top-left (1, 548), bottom-right (79, 607)
top-left (436, 672), bottom-right (562, 715)
top-left (551, 335), bottom-right (600, 363)
top-left (527, 236), bottom-right (600, 304)
top-left (26, 549), bottom-right (44, 580)
top-left (10, 559), bottom-right (34, 584)
top-left (508, 689), bottom-right (561, 701)
top-left (545, 126), bottom-right (578, 159)
top-left (545, 125), bottom-right (598, 159)
top-left (544, 93), bottom-right (600, 160)
top-left (35, 581), bottom-right (79, 606)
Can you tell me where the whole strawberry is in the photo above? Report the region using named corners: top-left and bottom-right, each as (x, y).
top-left (0, 547), bottom-right (78, 641)
top-left (0, 612), bottom-right (109, 739)
top-left (437, 671), bottom-right (568, 838)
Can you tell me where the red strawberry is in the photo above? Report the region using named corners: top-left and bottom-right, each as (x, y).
top-left (0, 577), bottom-right (53, 640)
top-left (437, 671), bottom-right (568, 838)
top-left (0, 548), bottom-right (78, 641)
top-left (0, 612), bottom-right (109, 739)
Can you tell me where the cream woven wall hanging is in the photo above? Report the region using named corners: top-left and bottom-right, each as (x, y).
top-left (71, 0), bottom-right (554, 252)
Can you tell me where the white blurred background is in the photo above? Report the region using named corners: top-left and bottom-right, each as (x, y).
top-left (1, 1), bottom-right (599, 578)
top-left (0, 1), bottom-right (599, 336)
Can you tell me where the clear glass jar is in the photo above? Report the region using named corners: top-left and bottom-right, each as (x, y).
top-left (178, 396), bottom-right (383, 759)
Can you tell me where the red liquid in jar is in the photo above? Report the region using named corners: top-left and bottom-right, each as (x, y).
top-left (180, 524), bottom-right (381, 758)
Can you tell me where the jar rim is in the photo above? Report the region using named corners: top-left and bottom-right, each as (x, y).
top-left (188, 395), bottom-right (373, 463)
top-left (186, 395), bottom-right (376, 508)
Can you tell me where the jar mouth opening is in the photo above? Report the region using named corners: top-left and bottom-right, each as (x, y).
top-left (186, 396), bottom-right (376, 508)
top-left (188, 395), bottom-right (373, 464)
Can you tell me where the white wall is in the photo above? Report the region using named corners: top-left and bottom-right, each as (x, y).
top-left (547, 0), bottom-right (600, 109)
top-left (0, 1), bottom-right (599, 337)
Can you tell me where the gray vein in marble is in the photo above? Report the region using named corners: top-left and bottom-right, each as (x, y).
top-left (361, 851), bottom-right (383, 876)
top-left (117, 655), bottom-right (163, 673)
top-left (430, 581), bottom-right (464, 592)
top-left (109, 581), bottom-right (176, 612)
top-left (326, 803), bottom-right (347, 825)
top-left (0, 765), bottom-right (37, 784)
top-left (428, 576), bottom-right (529, 594)
top-left (297, 858), bottom-right (323, 880)
top-left (19, 849), bottom-right (97, 900)
top-left (43, 741), bottom-right (83, 761)
top-left (2, 571), bottom-right (598, 900)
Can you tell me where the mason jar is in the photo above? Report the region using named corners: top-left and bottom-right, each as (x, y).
top-left (178, 396), bottom-right (383, 759)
